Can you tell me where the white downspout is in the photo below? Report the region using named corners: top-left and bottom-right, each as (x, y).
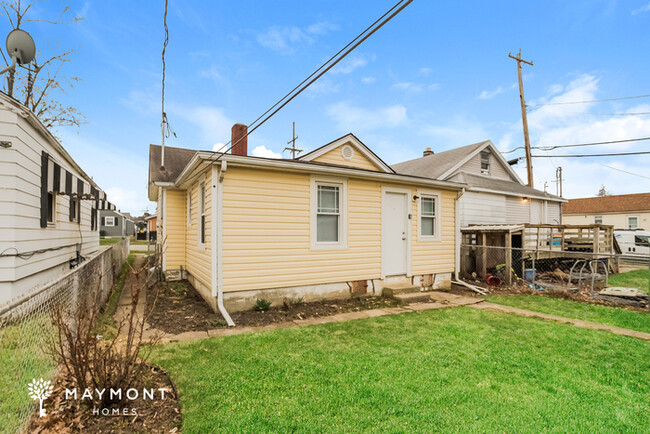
top-left (455, 188), bottom-right (465, 280)
top-left (212, 161), bottom-right (234, 326)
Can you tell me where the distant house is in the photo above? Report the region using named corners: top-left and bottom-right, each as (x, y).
top-left (0, 92), bottom-right (113, 308)
top-left (563, 193), bottom-right (650, 230)
top-left (148, 125), bottom-right (463, 322)
top-left (392, 141), bottom-right (566, 229)
top-left (99, 210), bottom-right (135, 237)
top-left (145, 215), bottom-right (157, 241)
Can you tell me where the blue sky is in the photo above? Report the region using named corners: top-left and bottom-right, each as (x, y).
top-left (9, 0), bottom-right (650, 214)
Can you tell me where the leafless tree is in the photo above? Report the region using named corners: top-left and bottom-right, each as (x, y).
top-left (596, 185), bottom-right (609, 197)
top-left (0, 0), bottom-right (85, 131)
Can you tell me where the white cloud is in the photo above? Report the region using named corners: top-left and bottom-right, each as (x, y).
top-left (332, 56), bottom-right (368, 74)
top-left (119, 89), bottom-right (159, 115)
top-left (497, 74), bottom-right (650, 197)
top-left (326, 102), bottom-right (408, 132)
top-left (418, 67), bottom-right (433, 76)
top-left (212, 142), bottom-right (226, 152)
top-left (257, 26), bottom-right (312, 53)
top-left (361, 76), bottom-right (376, 84)
top-left (478, 86), bottom-right (505, 100)
top-left (632, 2), bottom-right (650, 14)
top-left (306, 78), bottom-right (341, 96)
top-left (257, 20), bottom-right (339, 54)
top-left (392, 82), bottom-right (439, 93)
top-left (169, 104), bottom-right (234, 146)
top-left (419, 117), bottom-right (489, 149)
top-left (306, 21), bottom-right (339, 35)
top-left (251, 145), bottom-right (282, 159)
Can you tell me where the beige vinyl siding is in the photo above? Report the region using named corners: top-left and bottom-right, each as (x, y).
top-left (221, 167), bottom-right (456, 293)
top-left (164, 190), bottom-right (186, 268)
top-left (312, 145), bottom-right (383, 171)
top-left (183, 172), bottom-right (212, 289)
top-left (459, 152), bottom-right (514, 181)
top-left (411, 189), bottom-right (456, 274)
top-left (563, 211), bottom-right (650, 230)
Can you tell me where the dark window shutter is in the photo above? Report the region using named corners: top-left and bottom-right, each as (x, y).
top-left (53, 163), bottom-right (61, 193)
top-left (77, 179), bottom-right (83, 224)
top-left (40, 152), bottom-right (49, 228)
top-left (65, 171), bottom-right (72, 195)
top-left (69, 196), bottom-right (74, 222)
top-left (101, 216), bottom-right (105, 226)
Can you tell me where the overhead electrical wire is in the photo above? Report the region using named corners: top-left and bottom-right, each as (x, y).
top-left (502, 136), bottom-right (650, 154)
top-left (526, 93), bottom-right (650, 108)
top-left (587, 160), bottom-right (650, 181)
top-left (206, 0), bottom-right (414, 164)
top-left (530, 150), bottom-right (650, 158)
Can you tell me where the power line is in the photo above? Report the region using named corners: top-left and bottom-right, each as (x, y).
top-left (502, 136), bottom-right (650, 154)
top-left (531, 150), bottom-right (650, 158)
top-left (526, 93), bottom-right (650, 108)
top-left (587, 160), bottom-right (650, 181)
top-left (544, 111), bottom-right (650, 116)
top-left (208, 0), bottom-right (414, 164)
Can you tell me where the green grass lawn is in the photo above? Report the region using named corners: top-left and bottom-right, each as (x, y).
top-left (609, 269), bottom-right (650, 292)
top-left (99, 237), bottom-right (124, 245)
top-left (0, 314), bottom-right (57, 433)
top-left (130, 239), bottom-right (150, 246)
top-left (96, 254), bottom-right (135, 339)
top-left (151, 308), bottom-right (649, 433)
top-left (486, 294), bottom-right (649, 334)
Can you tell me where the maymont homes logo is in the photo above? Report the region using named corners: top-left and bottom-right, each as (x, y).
top-left (28, 378), bottom-right (54, 417)
top-left (28, 378), bottom-right (169, 417)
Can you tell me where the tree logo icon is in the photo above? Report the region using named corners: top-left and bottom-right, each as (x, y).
top-left (28, 378), bottom-right (54, 417)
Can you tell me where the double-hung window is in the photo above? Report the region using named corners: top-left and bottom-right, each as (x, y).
top-left (480, 151), bottom-right (490, 174)
top-left (317, 185), bottom-right (340, 242)
top-left (105, 216), bottom-right (115, 227)
top-left (311, 178), bottom-right (347, 249)
top-left (627, 216), bottom-right (638, 230)
top-left (594, 215), bottom-right (603, 224)
top-left (418, 192), bottom-right (440, 240)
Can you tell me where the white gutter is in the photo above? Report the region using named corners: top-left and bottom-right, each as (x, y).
top-left (212, 162), bottom-right (234, 326)
top-left (176, 152), bottom-right (465, 192)
top-left (468, 185), bottom-right (567, 203)
top-left (455, 187), bottom-right (465, 280)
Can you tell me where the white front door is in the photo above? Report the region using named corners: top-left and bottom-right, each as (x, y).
top-left (382, 191), bottom-right (408, 276)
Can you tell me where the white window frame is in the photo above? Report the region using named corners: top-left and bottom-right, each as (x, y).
top-left (198, 181), bottom-right (206, 249)
top-left (187, 188), bottom-right (192, 227)
top-left (105, 216), bottom-right (116, 227)
top-left (627, 216), bottom-right (639, 230)
top-left (594, 215), bottom-right (603, 224)
top-left (417, 189), bottom-right (441, 241)
top-left (480, 151), bottom-right (490, 174)
top-left (310, 176), bottom-right (347, 250)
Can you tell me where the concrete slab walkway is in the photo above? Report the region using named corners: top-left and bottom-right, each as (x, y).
top-left (148, 291), bottom-right (482, 344)
top-left (471, 302), bottom-right (650, 341)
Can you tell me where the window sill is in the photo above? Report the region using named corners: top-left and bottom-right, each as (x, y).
top-left (418, 235), bottom-right (441, 242)
top-left (311, 242), bottom-right (348, 251)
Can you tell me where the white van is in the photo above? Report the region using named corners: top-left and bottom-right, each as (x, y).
top-left (615, 230), bottom-right (650, 256)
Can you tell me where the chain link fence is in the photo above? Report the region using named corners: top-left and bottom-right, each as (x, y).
top-left (459, 244), bottom-right (650, 304)
top-left (0, 239), bottom-right (129, 433)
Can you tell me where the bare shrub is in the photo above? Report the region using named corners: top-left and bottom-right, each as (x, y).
top-left (49, 265), bottom-right (159, 407)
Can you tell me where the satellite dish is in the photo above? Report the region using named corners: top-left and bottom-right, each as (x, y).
top-left (6, 29), bottom-right (36, 65)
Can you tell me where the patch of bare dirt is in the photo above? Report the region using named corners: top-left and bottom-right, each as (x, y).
top-left (27, 365), bottom-right (181, 433)
top-left (146, 280), bottom-right (406, 334)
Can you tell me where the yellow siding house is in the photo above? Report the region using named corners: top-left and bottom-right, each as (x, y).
top-left (148, 126), bottom-right (463, 325)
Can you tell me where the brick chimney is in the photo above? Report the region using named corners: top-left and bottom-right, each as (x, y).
top-left (231, 123), bottom-right (248, 156)
top-left (423, 147), bottom-right (434, 157)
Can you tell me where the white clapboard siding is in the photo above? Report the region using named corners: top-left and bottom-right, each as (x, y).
top-left (505, 196), bottom-right (530, 224)
top-left (459, 152), bottom-right (515, 181)
top-left (460, 191), bottom-right (507, 227)
top-left (547, 201), bottom-right (561, 224)
top-left (0, 104), bottom-right (99, 306)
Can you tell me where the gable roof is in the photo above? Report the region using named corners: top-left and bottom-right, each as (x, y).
top-left (456, 172), bottom-right (564, 202)
top-left (391, 141), bottom-right (488, 179)
top-left (149, 144), bottom-right (197, 183)
top-left (391, 140), bottom-right (523, 183)
top-left (564, 193), bottom-right (650, 214)
top-left (297, 133), bottom-right (394, 173)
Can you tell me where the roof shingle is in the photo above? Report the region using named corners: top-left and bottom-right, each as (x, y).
top-left (564, 193), bottom-right (650, 214)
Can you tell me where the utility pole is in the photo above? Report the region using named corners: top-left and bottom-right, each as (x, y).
top-left (508, 49), bottom-right (534, 187)
top-left (554, 166), bottom-right (563, 197)
top-left (283, 122), bottom-right (303, 159)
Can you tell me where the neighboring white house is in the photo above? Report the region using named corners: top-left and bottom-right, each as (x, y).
top-left (563, 192), bottom-right (650, 230)
top-left (0, 92), bottom-right (113, 308)
top-left (392, 140), bottom-right (566, 229)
